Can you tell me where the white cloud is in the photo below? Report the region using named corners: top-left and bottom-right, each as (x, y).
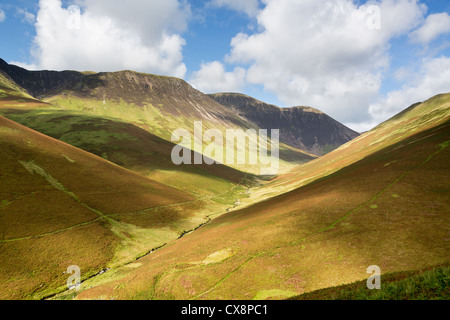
top-left (16, 8), bottom-right (36, 24)
top-left (410, 12), bottom-right (450, 44)
top-left (8, 61), bottom-right (39, 70)
top-left (208, 0), bottom-right (260, 17)
top-left (0, 9), bottom-right (5, 22)
top-left (368, 56), bottom-right (450, 125)
top-left (78, 0), bottom-right (189, 45)
top-left (224, 0), bottom-right (427, 124)
top-left (28, 0), bottom-right (189, 77)
top-left (189, 61), bottom-right (246, 93)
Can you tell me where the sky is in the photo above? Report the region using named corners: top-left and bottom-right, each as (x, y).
top-left (0, 0), bottom-right (449, 132)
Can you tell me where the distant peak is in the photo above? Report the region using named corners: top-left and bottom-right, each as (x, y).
top-left (209, 92), bottom-right (281, 109)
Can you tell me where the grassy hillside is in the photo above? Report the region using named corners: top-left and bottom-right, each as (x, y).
top-left (0, 82), bottom-right (258, 200)
top-left (0, 114), bottom-right (252, 299)
top-left (0, 71), bottom-right (265, 300)
top-left (0, 74), bottom-right (33, 98)
top-left (0, 107), bottom-right (252, 198)
top-left (242, 93), bottom-right (450, 206)
top-left (51, 94), bottom-right (449, 300)
top-left (290, 263), bottom-right (449, 300)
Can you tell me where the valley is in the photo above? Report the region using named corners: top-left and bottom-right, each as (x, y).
top-left (0, 59), bottom-right (448, 300)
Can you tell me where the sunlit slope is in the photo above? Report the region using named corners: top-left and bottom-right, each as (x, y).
top-left (42, 71), bottom-right (314, 174)
top-left (0, 72), bottom-right (56, 111)
top-left (64, 97), bottom-right (449, 300)
top-left (0, 108), bottom-right (252, 199)
top-left (0, 60), bottom-right (315, 174)
top-left (0, 83), bottom-right (256, 204)
top-left (0, 72), bottom-right (34, 99)
top-left (247, 93), bottom-right (450, 203)
top-left (0, 115), bottom-right (242, 299)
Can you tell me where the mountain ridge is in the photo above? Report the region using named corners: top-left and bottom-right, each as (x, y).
top-left (209, 92), bottom-right (359, 156)
top-left (0, 59), bottom-right (357, 159)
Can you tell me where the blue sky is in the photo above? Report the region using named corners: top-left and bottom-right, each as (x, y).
top-left (0, 0), bottom-right (449, 131)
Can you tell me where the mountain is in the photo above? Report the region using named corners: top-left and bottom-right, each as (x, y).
top-left (0, 58), bottom-right (83, 98)
top-left (62, 93), bottom-right (450, 300)
top-left (0, 59), bottom-right (337, 174)
top-left (0, 59), bottom-right (256, 137)
top-left (209, 92), bottom-right (359, 156)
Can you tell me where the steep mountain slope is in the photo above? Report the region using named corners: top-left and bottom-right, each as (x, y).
top-left (244, 93), bottom-right (450, 203)
top-left (0, 73), bottom-right (33, 99)
top-left (0, 71), bottom-right (253, 202)
top-left (0, 58), bottom-right (247, 133)
top-left (209, 92), bottom-right (359, 156)
top-left (0, 58), bottom-right (240, 123)
top-left (0, 109), bottom-right (251, 198)
top-left (62, 94), bottom-right (450, 300)
top-left (0, 58), bottom-right (83, 98)
top-left (0, 113), bottom-right (250, 299)
top-left (0, 60), bottom-right (318, 174)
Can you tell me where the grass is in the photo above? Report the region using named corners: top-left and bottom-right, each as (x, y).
top-left (253, 289), bottom-right (299, 300)
top-left (2, 75), bottom-right (316, 177)
top-left (290, 264), bottom-right (449, 300)
top-left (0, 76), bottom-right (34, 99)
top-left (0, 222), bottom-right (118, 300)
top-left (201, 248), bottom-right (236, 265)
top-left (0, 114), bottom-right (248, 299)
top-left (0, 106), bottom-right (254, 199)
